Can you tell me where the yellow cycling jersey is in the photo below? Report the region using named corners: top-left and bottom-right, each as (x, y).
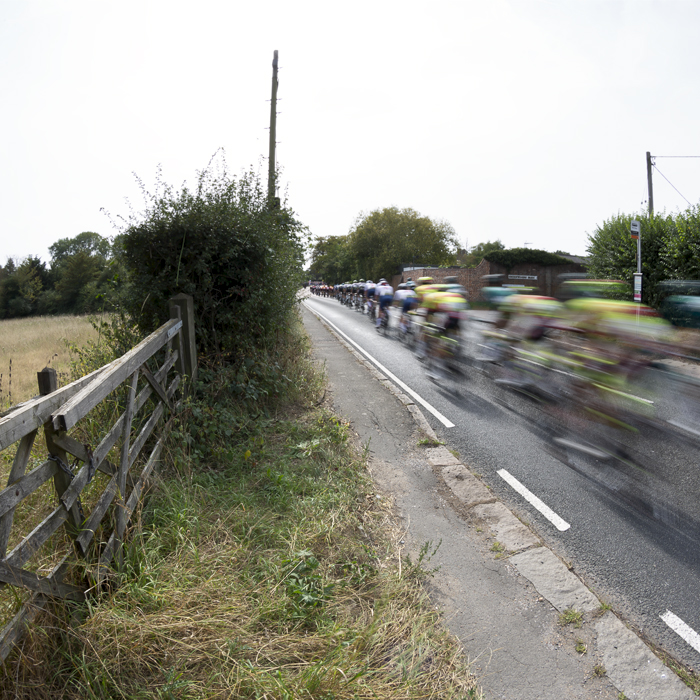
top-left (415, 284), bottom-right (438, 301)
top-left (422, 291), bottom-right (468, 314)
top-left (501, 294), bottom-right (564, 318)
top-left (566, 298), bottom-right (672, 342)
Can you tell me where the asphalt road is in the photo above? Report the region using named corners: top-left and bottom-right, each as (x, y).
top-left (304, 294), bottom-right (700, 673)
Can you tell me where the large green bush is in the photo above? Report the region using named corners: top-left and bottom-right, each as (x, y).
top-left (117, 158), bottom-right (308, 359)
top-left (586, 208), bottom-right (700, 308)
top-left (659, 204), bottom-right (700, 281)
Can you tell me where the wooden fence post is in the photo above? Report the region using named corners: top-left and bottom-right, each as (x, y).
top-left (38, 368), bottom-right (83, 533)
top-left (168, 294), bottom-right (197, 390)
top-left (169, 304), bottom-right (184, 378)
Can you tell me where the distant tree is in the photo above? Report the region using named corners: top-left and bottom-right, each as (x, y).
top-left (49, 231), bottom-right (111, 266)
top-left (0, 275), bottom-right (24, 318)
top-left (347, 207), bottom-right (458, 281)
top-left (54, 251), bottom-right (106, 312)
top-left (308, 236), bottom-right (353, 283)
top-left (17, 257), bottom-right (46, 308)
top-left (0, 256), bottom-right (50, 318)
top-left (48, 232), bottom-right (113, 313)
top-left (3, 258), bottom-right (16, 277)
top-left (458, 239), bottom-right (505, 268)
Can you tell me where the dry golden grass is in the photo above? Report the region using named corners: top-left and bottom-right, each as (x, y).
top-left (0, 315), bottom-right (99, 409)
top-left (0, 314), bottom-right (108, 633)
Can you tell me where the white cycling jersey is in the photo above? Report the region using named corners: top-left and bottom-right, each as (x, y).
top-left (394, 289), bottom-right (416, 303)
top-left (376, 283), bottom-right (394, 297)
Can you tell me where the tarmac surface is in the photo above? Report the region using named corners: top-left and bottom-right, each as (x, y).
top-left (302, 301), bottom-right (696, 700)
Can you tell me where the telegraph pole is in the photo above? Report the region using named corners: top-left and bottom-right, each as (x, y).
top-left (638, 151), bottom-right (654, 306)
top-left (268, 50), bottom-right (279, 205)
top-left (646, 151), bottom-right (654, 218)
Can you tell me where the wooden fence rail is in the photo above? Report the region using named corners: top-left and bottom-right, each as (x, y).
top-left (0, 295), bottom-right (196, 660)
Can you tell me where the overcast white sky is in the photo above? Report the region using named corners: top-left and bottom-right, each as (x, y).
top-left (2, 0), bottom-right (700, 264)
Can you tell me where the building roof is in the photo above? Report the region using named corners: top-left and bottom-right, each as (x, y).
top-left (558, 254), bottom-right (589, 266)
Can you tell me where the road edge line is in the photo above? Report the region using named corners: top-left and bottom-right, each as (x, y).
top-left (303, 301), bottom-right (440, 441)
top-left (303, 302), bottom-right (455, 428)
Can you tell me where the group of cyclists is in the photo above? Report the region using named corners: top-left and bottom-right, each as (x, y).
top-left (309, 273), bottom-right (700, 462)
top-left (476, 276), bottom-right (700, 470)
top-left (309, 273), bottom-right (700, 535)
top-left (310, 275), bottom-right (471, 384)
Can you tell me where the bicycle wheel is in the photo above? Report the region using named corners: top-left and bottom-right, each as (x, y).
top-left (405, 326), bottom-right (415, 349)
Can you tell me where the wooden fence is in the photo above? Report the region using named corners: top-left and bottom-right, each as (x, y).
top-left (0, 294), bottom-right (197, 661)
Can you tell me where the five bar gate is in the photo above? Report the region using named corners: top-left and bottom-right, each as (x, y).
top-left (0, 294), bottom-right (197, 660)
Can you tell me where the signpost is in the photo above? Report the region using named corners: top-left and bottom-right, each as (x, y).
top-left (631, 220), bottom-right (642, 302)
top-left (633, 273), bottom-right (642, 303)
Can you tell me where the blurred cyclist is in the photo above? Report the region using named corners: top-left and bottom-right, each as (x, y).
top-left (375, 278), bottom-right (394, 329)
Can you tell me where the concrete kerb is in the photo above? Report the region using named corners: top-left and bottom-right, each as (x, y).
top-left (304, 302), bottom-right (697, 700)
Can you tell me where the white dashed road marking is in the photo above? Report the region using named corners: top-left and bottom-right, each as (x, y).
top-left (661, 611), bottom-right (700, 655)
top-left (497, 469), bottom-right (571, 532)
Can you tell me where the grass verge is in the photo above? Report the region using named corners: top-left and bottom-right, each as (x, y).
top-left (1, 314), bottom-right (481, 699)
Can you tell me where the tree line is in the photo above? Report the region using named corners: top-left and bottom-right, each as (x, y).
top-left (307, 207), bottom-right (575, 284)
top-left (7, 171), bottom-right (699, 333)
top-left (311, 201), bottom-right (700, 311)
top-left (0, 231), bottom-right (122, 318)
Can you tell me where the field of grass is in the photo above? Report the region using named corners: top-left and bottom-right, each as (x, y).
top-left (0, 315), bottom-right (99, 410)
top-left (0, 314), bottom-right (111, 633)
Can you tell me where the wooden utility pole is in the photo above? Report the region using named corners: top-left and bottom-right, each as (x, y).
top-left (646, 151), bottom-right (654, 218)
top-left (268, 50), bottom-right (279, 205)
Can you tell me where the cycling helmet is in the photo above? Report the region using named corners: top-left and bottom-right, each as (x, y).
top-left (405, 281), bottom-right (416, 290)
top-left (443, 275), bottom-right (466, 295)
top-left (417, 276), bottom-right (433, 285)
top-left (397, 283), bottom-right (407, 290)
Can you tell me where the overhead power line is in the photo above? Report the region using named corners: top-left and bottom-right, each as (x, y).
top-left (652, 163), bottom-right (692, 206)
top-left (646, 151), bottom-right (698, 217)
